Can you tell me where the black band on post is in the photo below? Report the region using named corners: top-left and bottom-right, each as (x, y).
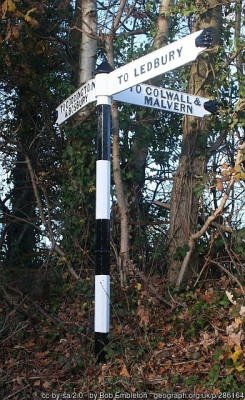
top-left (97, 104), bottom-right (111, 161)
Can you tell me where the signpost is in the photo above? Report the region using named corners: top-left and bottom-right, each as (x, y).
top-left (56, 81), bottom-right (216, 124)
top-left (55, 28), bottom-right (216, 362)
top-left (113, 83), bottom-right (216, 117)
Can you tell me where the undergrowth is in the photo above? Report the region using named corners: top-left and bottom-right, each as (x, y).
top-left (0, 272), bottom-right (244, 398)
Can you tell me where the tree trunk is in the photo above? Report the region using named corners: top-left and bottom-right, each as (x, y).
top-left (72, 0), bottom-right (97, 124)
top-left (108, 0), bottom-right (174, 276)
top-left (78, 0), bottom-right (97, 86)
top-left (104, 32), bottom-right (131, 283)
top-left (154, 0), bottom-right (174, 48)
top-left (167, 0), bottom-right (222, 284)
top-left (5, 154), bottom-right (38, 266)
top-left (124, 0), bottom-right (174, 265)
top-left (111, 101), bottom-right (131, 283)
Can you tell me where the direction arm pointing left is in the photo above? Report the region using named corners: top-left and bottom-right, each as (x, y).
top-left (55, 78), bottom-right (96, 125)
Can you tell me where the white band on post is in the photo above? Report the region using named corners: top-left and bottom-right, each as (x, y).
top-left (97, 95), bottom-right (112, 106)
top-left (96, 160), bottom-right (110, 219)
top-left (95, 73), bottom-right (111, 105)
top-left (95, 275), bottom-right (110, 333)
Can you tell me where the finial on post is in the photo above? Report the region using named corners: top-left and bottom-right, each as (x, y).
top-left (94, 57), bottom-right (113, 75)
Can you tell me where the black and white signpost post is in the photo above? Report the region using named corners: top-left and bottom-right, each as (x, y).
top-left (55, 28), bottom-right (219, 362)
top-left (93, 61), bottom-right (113, 362)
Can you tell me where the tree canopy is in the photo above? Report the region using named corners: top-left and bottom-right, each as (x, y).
top-left (2, 0), bottom-right (243, 283)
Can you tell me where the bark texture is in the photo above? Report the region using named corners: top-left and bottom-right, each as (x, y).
top-left (105, 27), bottom-right (131, 283)
top-left (78, 0), bottom-right (97, 86)
top-left (123, 0), bottom-right (174, 263)
top-left (72, 0), bottom-right (97, 125)
top-left (167, 0), bottom-right (222, 284)
top-left (154, 0), bottom-right (174, 48)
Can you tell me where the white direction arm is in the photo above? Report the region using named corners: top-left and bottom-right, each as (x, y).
top-left (113, 83), bottom-right (212, 118)
top-left (55, 29), bottom-right (213, 124)
top-left (106, 29), bottom-right (212, 96)
top-left (55, 79), bottom-right (96, 125)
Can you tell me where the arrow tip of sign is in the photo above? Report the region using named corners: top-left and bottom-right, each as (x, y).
top-left (203, 99), bottom-right (222, 114)
top-left (52, 110), bottom-right (59, 124)
top-left (195, 27), bottom-right (213, 48)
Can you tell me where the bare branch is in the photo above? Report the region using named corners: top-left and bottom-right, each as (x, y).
top-left (25, 152), bottom-right (81, 281)
top-left (113, 0), bottom-right (127, 31)
top-left (176, 141), bottom-right (245, 286)
top-left (176, 176), bottom-right (234, 287)
top-left (210, 260), bottom-right (245, 294)
top-left (153, 200), bottom-right (171, 210)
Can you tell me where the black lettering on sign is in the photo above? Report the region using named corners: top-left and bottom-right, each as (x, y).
top-left (145, 96), bottom-right (153, 106)
top-left (136, 85), bottom-right (141, 93)
top-left (160, 90), bottom-right (167, 99)
top-left (61, 94), bottom-right (89, 118)
top-left (83, 94), bottom-right (88, 105)
top-left (165, 91), bottom-right (193, 106)
top-left (180, 104), bottom-right (185, 113)
top-left (169, 50), bottom-right (175, 61)
top-left (147, 62), bottom-right (152, 72)
top-left (167, 100), bottom-right (173, 109)
top-left (154, 58), bottom-right (160, 68)
top-left (132, 47), bottom-right (183, 81)
top-left (145, 87), bottom-right (152, 96)
top-left (131, 84), bottom-right (142, 94)
top-left (118, 73), bottom-right (128, 84)
top-left (153, 88), bottom-right (159, 97)
top-left (155, 98), bottom-right (167, 108)
top-left (144, 96), bottom-right (167, 109)
top-left (174, 102), bottom-right (180, 111)
top-left (144, 95), bottom-right (193, 115)
top-left (153, 98), bottom-right (160, 107)
top-left (194, 98), bottom-right (201, 106)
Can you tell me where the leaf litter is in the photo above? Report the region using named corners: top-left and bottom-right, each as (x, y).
top-left (0, 275), bottom-right (244, 398)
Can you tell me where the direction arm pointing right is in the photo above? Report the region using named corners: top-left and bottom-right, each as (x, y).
top-left (113, 83), bottom-right (220, 118)
top-left (105, 28), bottom-right (213, 96)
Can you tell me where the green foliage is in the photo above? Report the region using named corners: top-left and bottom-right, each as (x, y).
top-left (184, 374), bottom-right (199, 389)
top-left (218, 295), bottom-right (231, 307)
top-left (232, 229), bottom-right (245, 258)
top-left (173, 244), bottom-right (190, 260)
top-left (208, 364), bottom-right (220, 386)
top-left (0, 0), bottom-right (75, 267)
top-left (1, 0), bottom-right (242, 281)
top-left (218, 375), bottom-right (245, 392)
top-left (193, 183), bottom-right (206, 198)
top-left (59, 123), bottom-right (97, 266)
